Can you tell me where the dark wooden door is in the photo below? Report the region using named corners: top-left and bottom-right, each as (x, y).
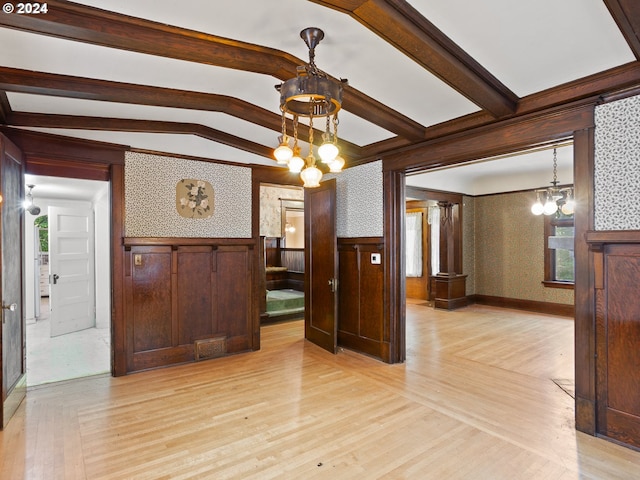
top-left (304, 179), bottom-right (337, 353)
top-left (0, 134), bottom-right (26, 428)
top-left (596, 244), bottom-right (640, 449)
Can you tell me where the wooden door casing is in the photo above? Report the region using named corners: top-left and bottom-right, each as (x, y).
top-left (0, 134), bottom-right (26, 428)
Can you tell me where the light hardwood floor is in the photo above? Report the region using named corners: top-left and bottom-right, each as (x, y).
top-left (2, 303), bottom-right (639, 479)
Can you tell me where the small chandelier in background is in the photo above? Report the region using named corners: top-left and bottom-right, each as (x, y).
top-left (531, 148), bottom-right (575, 216)
top-left (25, 184), bottom-right (41, 215)
top-left (273, 27), bottom-right (347, 188)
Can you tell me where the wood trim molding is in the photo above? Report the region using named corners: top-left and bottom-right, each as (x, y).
top-left (470, 294), bottom-right (574, 317)
top-left (573, 126), bottom-right (596, 435)
top-left (384, 169), bottom-right (405, 363)
top-left (405, 186), bottom-right (462, 204)
top-left (585, 230), bottom-right (640, 245)
top-left (0, 90), bottom-right (10, 123)
top-left (123, 237), bottom-right (256, 248)
top-left (383, 102), bottom-right (594, 172)
top-left (111, 163), bottom-right (126, 376)
top-left (1, 127), bottom-right (123, 180)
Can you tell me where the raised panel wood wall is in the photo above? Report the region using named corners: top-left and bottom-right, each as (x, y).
top-left (123, 239), bottom-right (255, 373)
top-left (338, 237), bottom-right (385, 359)
top-left (587, 232), bottom-right (640, 450)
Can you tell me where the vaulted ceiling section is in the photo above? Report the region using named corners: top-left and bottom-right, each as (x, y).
top-left (1, 0), bottom-right (639, 171)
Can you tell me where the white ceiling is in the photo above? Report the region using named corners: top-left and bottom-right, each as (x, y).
top-left (0, 0), bottom-right (636, 195)
top-left (407, 143), bottom-right (574, 196)
top-left (25, 174), bottom-right (108, 202)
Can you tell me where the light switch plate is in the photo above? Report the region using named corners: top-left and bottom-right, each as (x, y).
top-left (371, 253), bottom-right (381, 264)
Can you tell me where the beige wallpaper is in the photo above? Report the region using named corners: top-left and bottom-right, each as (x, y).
top-left (465, 191), bottom-right (573, 305)
top-left (259, 185), bottom-right (304, 237)
top-left (462, 196), bottom-right (475, 296)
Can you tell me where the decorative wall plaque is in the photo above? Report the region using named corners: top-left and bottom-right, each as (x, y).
top-left (176, 179), bottom-right (214, 218)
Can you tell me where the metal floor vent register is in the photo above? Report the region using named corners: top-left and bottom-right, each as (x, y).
top-left (195, 337), bottom-right (227, 361)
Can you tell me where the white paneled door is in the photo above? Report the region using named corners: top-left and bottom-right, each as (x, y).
top-left (49, 206), bottom-right (95, 337)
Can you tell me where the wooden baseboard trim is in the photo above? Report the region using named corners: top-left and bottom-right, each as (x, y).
top-left (470, 294), bottom-right (574, 317)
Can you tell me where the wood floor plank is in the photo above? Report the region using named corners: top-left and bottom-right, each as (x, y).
top-left (1, 304), bottom-right (639, 479)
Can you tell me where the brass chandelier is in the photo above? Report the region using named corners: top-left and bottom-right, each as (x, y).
top-left (274, 27), bottom-right (347, 188)
top-left (530, 148), bottom-right (575, 216)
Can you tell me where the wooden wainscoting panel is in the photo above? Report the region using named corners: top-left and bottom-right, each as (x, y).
top-left (338, 244), bottom-right (360, 335)
top-left (123, 239), bottom-right (254, 374)
top-left (597, 244), bottom-right (640, 449)
top-left (177, 246), bottom-right (214, 345)
top-left (130, 246), bottom-right (172, 353)
top-left (215, 246), bottom-right (252, 339)
top-left (359, 245), bottom-right (384, 341)
top-left (337, 238), bottom-right (385, 359)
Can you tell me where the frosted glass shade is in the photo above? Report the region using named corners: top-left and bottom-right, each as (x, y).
top-left (318, 142), bottom-right (339, 163)
top-left (288, 155), bottom-right (305, 173)
top-left (300, 165), bottom-right (323, 188)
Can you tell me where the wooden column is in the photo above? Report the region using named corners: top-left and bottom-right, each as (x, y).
top-left (432, 201), bottom-right (467, 310)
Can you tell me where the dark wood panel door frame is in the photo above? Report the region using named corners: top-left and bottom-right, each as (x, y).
top-left (385, 102), bottom-right (599, 430)
top-left (2, 129), bottom-right (126, 376)
top-left (0, 133), bottom-right (26, 429)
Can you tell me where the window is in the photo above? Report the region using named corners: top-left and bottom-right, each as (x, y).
top-left (406, 211), bottom-right (423, 277)
top-left (544, 213), bottom-right (574, 288)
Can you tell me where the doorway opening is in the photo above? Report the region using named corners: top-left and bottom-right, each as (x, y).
top-left (24, 174), bottom-right (111, 386)
top-left (402, 143), bottom-right (576, 397)
top-left (260, 184), bottom-right (305, 325)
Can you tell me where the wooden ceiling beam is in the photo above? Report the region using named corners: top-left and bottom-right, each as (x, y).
top-left (0, 91), bottom-right (10, 124)
top-left (310, 0), bottom-right (518, 118)
top-left (0, 67), bottom-right (364, 159)
top-left (604, 0), bottom-right (640, 59)
top-left (8, 112), bottom-right (276, 159)
top-left (358, 61), bottom-right (640, 161)
top-left (382, 102), bottom-right (594, 173)
top-left (0, 0), bottom-right (425, 141)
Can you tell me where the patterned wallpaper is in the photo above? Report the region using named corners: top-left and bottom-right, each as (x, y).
top-left (327, 160), bottom-right (384, 238)
top-left (462, 196), bottom-right (475, 296)
top-left (595, 94), bottom-right (640, 230)
top-left (124, 152), bottom-right (252, 238)
top-left (259, 185), bottom-right (304, 237)
top-left (469, 191), bottom-right (573, 305)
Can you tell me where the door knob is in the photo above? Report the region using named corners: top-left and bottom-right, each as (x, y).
top-left (2, 303), bottom-right (17, 311)
top-left (1, 303), bottom-right (17, 324)
top-left (52, 273), bottom-right (60, 285)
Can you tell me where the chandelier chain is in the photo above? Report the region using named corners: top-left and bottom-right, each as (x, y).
top-left (293, 115), bottom-right (299, 148)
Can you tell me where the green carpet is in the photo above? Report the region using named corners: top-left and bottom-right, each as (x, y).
top-left (266, 289), bottom-right (304, 317)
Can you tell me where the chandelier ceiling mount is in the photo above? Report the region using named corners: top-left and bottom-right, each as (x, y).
top-left (273, 27), bottom-right (347, 188)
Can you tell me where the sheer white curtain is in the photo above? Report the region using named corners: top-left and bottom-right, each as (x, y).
top-left (428, 206), bottom-right (440, 275)
top-left (406, 212), bottom-right (423, 277)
